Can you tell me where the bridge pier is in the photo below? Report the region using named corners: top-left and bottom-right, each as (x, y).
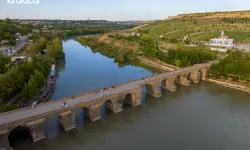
top-left (190, 71), bottom-right (201, 83)
top-left (0, 129), bottom-right (10, 150)
top-left (26, 118), bottom-right (46, 142)
top-left (145, 83), bottom-right (162, 98)
top-left (107, 99), bottom-right (123, 113)
top-left (84, 106), bottom-right (101, 121)
top-left (58, 111), bottom-right (76, 131)
top-left (178, 75), bottom-right (191, 86)
top-left (161, 80), bottom-right (177, 92)
top-left (201, 69), bottom-right (208, 80)
top-left (125, 87), bottom-right (142, 106)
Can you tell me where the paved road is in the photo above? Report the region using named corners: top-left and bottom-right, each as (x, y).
top-left (2, 36), bottom-right (28, 56)
top-left (0, 63), bottom-right (211, 127)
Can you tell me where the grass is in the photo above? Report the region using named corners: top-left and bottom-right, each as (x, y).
top-left (78, 18), bottom-right (250, 53)
top-left (135, 19), bottom-right (250, 44)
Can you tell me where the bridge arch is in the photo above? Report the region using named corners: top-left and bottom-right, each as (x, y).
top-left (160, 77), bottom-right (178, 92)
top-left (82, 107), bottom-right (90, 118)
top-left (100, 99), bottom-right (115, 117)
top-left (124, 93), bottom-right (134, 104)
top-left (161, 79), bottom-right (170, 88)
top-left (185, 71), bottom-right (192, 79)
top-left (123, 91), bottom-right (141, 107)
top-left (187, 70), bottom-right (202, 83)
top-left (8, 126), bottom-right (32, 148)
top-left (103, 99), bottom-right (113, 109)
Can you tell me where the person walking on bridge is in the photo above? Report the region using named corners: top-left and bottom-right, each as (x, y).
top-left (64, 101), bottom-right (67, 107)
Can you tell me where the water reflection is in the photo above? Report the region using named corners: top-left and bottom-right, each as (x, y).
top-left (55, 58), bottom-right (66, 78)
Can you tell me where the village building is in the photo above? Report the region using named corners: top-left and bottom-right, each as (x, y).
top-left (210, 31), bottom-right (234, 47)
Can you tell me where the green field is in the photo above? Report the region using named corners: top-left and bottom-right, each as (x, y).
top-left (133, 20), bottom-right (250, 44)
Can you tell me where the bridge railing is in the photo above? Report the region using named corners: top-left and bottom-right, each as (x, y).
top-left (54, 77), bottom-right (148, 101)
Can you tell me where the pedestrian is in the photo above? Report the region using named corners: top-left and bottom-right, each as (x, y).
top-left (61, 103), bottom-right (64, 108)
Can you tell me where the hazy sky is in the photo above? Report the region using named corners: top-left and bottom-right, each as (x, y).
top-left (0, 0), bottom-right (249, 20)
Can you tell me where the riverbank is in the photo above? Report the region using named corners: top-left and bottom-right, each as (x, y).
top-left (139, 56), bottom-right (179, 71)
top-left (76, 36), bottom-right (174, 72)
top-left (206, 78), bottom-right (250, 93)
top-left (75, 35), bottom-right (250, 94)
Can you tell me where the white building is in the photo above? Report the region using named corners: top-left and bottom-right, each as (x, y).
top-left (210, 31), bottom-right (234, 47)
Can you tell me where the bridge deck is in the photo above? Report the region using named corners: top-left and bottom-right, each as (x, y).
top-left (0, 64), bottom-right (210, 128)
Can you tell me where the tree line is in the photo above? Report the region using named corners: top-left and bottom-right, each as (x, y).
top-left (139, 37), bottom-right (215, 67)
top-left (0, 37), bottom-right (65, 112)
top-left (210, 50), bottom-right (250, 84)
top-left (0, 18), bottom-right (32, 46)
top-left (221, 17), bottom-right (250, 24)
top-left (61, 29), bottom-right (105, 37)
top-left (77, 37), bottom-right (137, 64)
top-left (0, 54), bottom-right (11, 74)
top-left (156, 47), bottom-right (215, 67)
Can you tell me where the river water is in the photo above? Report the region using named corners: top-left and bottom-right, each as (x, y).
top-left (12, 39), bottom-right (250, 150)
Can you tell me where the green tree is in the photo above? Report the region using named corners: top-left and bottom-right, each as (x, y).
top-left (0, 54), bottom-right (11, 74)
top-left (174, 59), bottom-right (182, 67)
top-left (5, 18), bottom-right (13, 24)
top-left (47, 37), bottom-right (65, 59)
top-left (21, 75), bottom-right (39, 100)
top-left (34, 70), bottom-right (46, 88)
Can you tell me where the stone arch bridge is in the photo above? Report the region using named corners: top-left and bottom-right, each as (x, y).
top-left (0, 63), bottom-right (210, 149)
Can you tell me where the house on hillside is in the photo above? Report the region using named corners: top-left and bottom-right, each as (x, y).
top-left (210, 31), bottom-right (234, 47)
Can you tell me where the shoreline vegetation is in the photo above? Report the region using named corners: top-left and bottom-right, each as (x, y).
top-left (76, 34), bottom-right (250, 93)
top-left (0, 37), bottom-right (65, 113)
top-left (76, 34), bottom-right (215, 67)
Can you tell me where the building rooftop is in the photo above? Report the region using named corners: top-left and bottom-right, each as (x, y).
top-left (218, 34), bottom-right (229, 39)
top-left (218, 31), bottom-right (230, 39)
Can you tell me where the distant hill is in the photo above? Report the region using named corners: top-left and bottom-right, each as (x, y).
top-left (79, 10), bottom-right (250, 54)
top-left (132, 10), bottom-right (250, 45)
top-left (168, 10), bottom-right (250, 20)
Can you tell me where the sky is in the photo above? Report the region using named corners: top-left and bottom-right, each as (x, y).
top-left (0, 0), bottom-right (249, 20)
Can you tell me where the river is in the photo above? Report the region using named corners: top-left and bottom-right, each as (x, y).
top-left (11, 39), bottom-right (250, 150)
